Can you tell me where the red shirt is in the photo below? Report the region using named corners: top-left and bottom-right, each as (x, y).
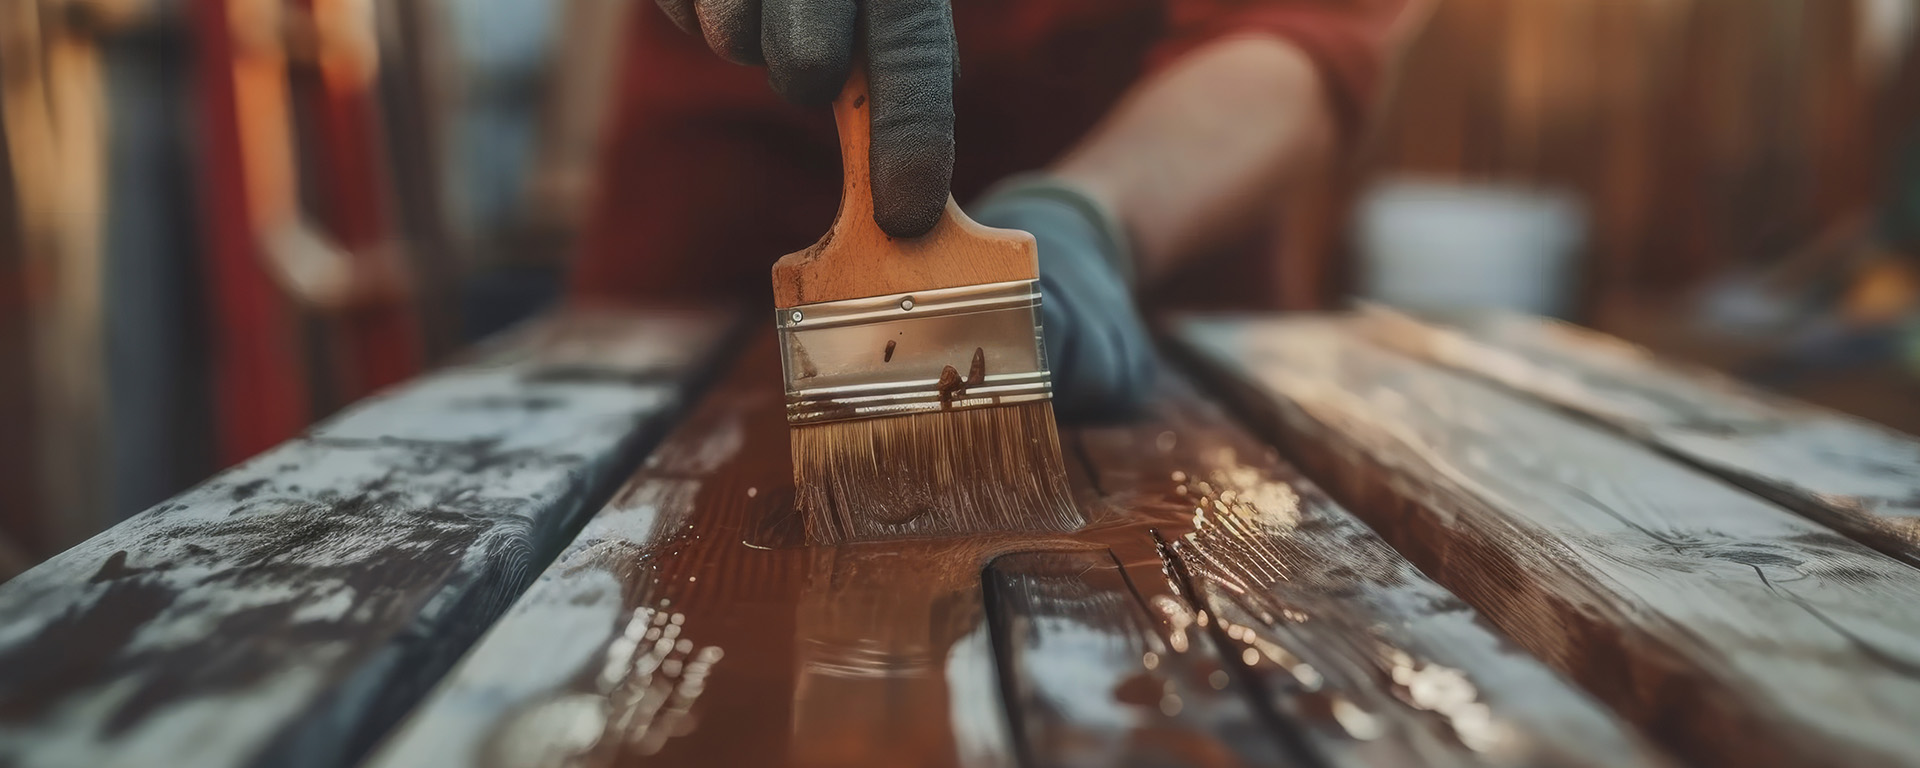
top-left (572, 0), bottom-right (1406, 305)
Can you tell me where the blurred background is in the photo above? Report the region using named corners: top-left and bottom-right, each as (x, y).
top-left (2, 0), bottom-right (1916, 576)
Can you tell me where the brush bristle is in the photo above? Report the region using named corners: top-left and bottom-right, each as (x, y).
top-left (791, 401), bottom-right (1083, 544)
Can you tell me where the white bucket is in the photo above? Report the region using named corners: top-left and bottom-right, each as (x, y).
top-left (1355, 177), bottom-right (1588, 317)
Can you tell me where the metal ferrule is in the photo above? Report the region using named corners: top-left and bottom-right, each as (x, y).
top-left (777, 279), bottom-right (1052, 425)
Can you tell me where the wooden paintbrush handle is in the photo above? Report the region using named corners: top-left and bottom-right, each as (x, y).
top-left (771, 65), bottom-right (1039, 308)
top-left (829, 64), bottom-right (881, 237)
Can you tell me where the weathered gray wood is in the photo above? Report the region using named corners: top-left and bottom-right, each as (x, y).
top-left (1174, 314), bottom-right (1920, 768)
top-left (1359, 307), bottom-right (1920, 567)
top-left (0, 308), bottom-right (735, 768)
top-left (1064, 372), bottom-right (1668, 768)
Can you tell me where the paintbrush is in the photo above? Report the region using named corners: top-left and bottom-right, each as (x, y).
top-left (772, 65), bottom-right (1083, 545)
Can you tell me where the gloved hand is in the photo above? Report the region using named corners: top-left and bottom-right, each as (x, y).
top-left (653, 0), bottom-right (955, 238)
top-left (971, 177), bottom-right (1156, 421)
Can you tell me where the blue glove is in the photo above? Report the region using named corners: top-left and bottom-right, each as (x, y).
top-left (652, 0), bottom-right (955, 238)
top-left (970, 177), bottom-right (1156, 420)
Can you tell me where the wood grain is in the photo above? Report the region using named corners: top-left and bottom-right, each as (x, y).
top-left (1174, 314), bottom-right (1920, 768)
top-left (1063, 372), bottom-right (1667, 768)
top-left (375, 335), bottom-right (1659, 768)
top-left (1359, 307), bottom-right (1920, 567)
top-left (0, 307), bottom-right (734, 768)
top-left (370, 337), bottom-right (1027, 768)
top-left (986, 550), bottom-right (1290, 768)
top-left (769, 66), bottom-right (1036, 308)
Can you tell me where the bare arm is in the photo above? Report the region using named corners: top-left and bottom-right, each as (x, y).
top-left (1051, 36), bottom-right (1336, 285)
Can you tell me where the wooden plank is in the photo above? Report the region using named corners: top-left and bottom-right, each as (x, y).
top-left (376, 337), bottom-right (1661, 768)
top-left (373, 341), bottom-right (1270, 768)
top-left (0, 307), bottom-right (735, 768)
top-left (1173, 314), bottom-right (1920, 768)
top-left (367, 337), bottom-right (1026, 768)
top-left (985, 551), bottom-right (1292, 768)
top-left (1360, 307), bottom-right (1920, 567)
top-left (1064, 372), bottom-right (1666, 768)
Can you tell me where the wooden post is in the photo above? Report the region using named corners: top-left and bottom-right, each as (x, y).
top-left (0, 0), bottom-right (113, 548)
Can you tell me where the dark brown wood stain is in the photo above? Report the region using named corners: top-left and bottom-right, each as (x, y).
top-left (372, 332), bottom-right (1661, 768)
top-left (1064, 373), bottom-right (1667, 768)
top-left (935, 348), bottom-right (989, 407)
top-left (987, 550), bottom-right (1286, 768)
top-left (374, 337), bottom-right (1065, 767)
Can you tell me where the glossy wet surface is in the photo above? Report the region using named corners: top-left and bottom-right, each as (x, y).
top-left (488, 341), bottom-right (1223, 767)
top-left (370, 332), bottom-right (1658, 768)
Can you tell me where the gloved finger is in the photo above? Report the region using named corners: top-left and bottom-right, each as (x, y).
top-left (864, 0), bottom-right (955, 238)
top-left (693, 0), bottom-right (765, 65)
top-left (653, 0), bottom-right (700, 34)
top-left (762, 0), bottom-right (855, 105)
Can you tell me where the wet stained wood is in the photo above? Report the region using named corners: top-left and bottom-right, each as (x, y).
top-left (373, 332), bottom-right (1660, 768)
top-left (1173, 315), bottom-right (1920, 768)
top-left (368, 336), bottom-right (1033, 768)
top-left (985, 551), bottom-right (1289, 768)
top-left (1059, 373), bottom-right (1666, 768)
top-left (1356, 308), bottom-right (1920, 567)
top-left (0, 308), bottom-right (735, 768)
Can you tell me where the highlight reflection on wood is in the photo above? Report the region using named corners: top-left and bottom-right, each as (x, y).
top-left (368, 337), bottom-right (1025, 768)
top-left (1358, 307), bottom-right (1920, 567)
top-left (1081, 378), bottom-right (1663, 768)
top-left (1175, 315), bottom-right (1920, 768)
top-left (987, 551), bottom-right (1288, 768)
top-left (372, 332), bottom-right (1662, 768)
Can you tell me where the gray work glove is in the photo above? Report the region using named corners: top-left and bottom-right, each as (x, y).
top-left (971, 177), bottom-right (1156, 421)
top-left (654, 0), bottom-right (955, 238)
